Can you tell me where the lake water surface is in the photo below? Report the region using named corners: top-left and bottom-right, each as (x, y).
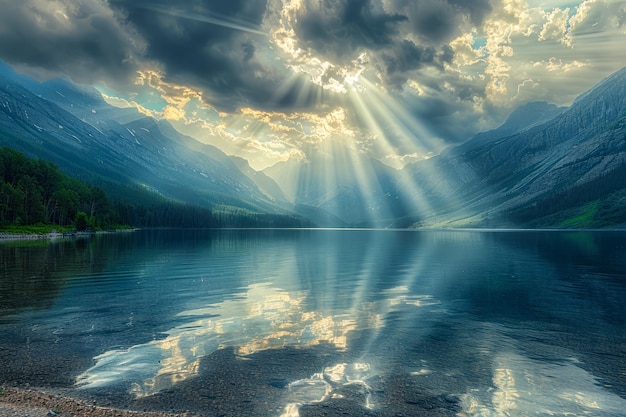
top-left (1, 229), bottom-right (626, 416)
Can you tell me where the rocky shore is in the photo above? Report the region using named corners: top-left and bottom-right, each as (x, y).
top-left (0, 387), bottom-right (189, 417)
top-left (0, 232), bottom-right (58, 241)
top-left (0, 229), bottom-right (136, 242)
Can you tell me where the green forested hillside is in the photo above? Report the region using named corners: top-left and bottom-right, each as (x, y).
top-left (0, 148), bottom-right (309, 231)
top-left (0, 147), bottom-right (109, 229)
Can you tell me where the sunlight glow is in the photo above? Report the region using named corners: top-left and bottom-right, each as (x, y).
top-left (342, 74), bottom-right (470, 224)
top-left (279, 362), bottom-right (375, 416)
top-left (251, 1), bottom-right (476, 224)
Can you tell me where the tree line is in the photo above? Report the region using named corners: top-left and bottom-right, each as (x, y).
top-left (0, 147), bottom-right (309, 230)
top-left (0, 147), bottom-right (109, 229)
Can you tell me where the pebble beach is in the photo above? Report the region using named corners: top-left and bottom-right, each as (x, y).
top-left (0, 387), bottom-right (187, 417)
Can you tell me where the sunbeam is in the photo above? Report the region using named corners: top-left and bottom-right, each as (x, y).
top-left (136, 4), bottom-right (268, 36)
top-left (344, 79), bottom-right (435, 223)
top-left (357, 77), bottom-right (445, 158)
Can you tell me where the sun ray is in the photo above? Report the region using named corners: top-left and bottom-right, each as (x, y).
top-left (137, 4), bottom-right (268, 37)
top-left (345, 81), bottom-right (435, 222)
top-left (343, 75), bottom-right (474, 226)
top-left (359, 78), bottom-right (445, 156)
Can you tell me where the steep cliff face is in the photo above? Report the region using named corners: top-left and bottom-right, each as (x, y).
top-left (400, 66), bottom-right (626, 227)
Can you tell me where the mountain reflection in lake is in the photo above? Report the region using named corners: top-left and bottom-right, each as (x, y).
top-left (1, 229), bottom-right (626, 416)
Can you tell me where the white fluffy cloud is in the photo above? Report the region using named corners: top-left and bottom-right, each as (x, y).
top-left (443, 0), bottom-right (626, 108)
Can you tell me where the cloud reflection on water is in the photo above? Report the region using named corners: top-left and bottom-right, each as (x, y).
top-left (460, 350), bottom-right (626, 417)
top-left (76, 281), bottom-right (436, 398)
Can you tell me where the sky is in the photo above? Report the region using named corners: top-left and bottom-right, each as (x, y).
top-left (0, 0), bottom-right (625, 170)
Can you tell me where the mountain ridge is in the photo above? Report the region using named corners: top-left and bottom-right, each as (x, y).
top-left (0, 63), bottom-right (297, 218)
top-left (2, 60), bottom-right (626, 228)
top-left (398, 65), bottom-right (626, 227)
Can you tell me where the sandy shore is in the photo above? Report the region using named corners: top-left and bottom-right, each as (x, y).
top-left (0, 387), bottom-right (189, 417)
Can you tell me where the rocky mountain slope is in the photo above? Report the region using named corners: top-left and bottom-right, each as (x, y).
top-left (0, 63), bottom-right (292, 216)
top-left (398, 66), bottom-right (626, 228)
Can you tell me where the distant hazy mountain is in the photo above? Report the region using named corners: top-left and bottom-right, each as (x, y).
top-left (444, 101), bottom-right (567, 158)
top-left (263, 144), bottom-right (406, 225)
top-left (230, 156), bottom-right (290, 204)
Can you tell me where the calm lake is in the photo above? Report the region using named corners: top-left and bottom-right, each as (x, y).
top-left (1, 229), bottom-right (626, 416)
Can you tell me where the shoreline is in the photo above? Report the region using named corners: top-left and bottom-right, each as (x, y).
top-left (0, 387), bottom-right (188, 417)
top-left (0, 232), bottom-right (70, 242)
top-left (0, 229), bottom-right (137, 242)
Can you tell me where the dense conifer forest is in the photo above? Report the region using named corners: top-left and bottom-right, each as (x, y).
top-left (0, 148), bottom-right (308, 231)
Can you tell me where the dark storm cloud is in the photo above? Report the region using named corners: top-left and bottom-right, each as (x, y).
top-left (289, 0), bottom-right (491, 91)
top-left (109, 0), bottom-right (323, 111)
top-left (0, 0), bottom-right (144, 86)
top-left (290, 0), bottom-right (492, 58)
top-left (0, 0), bottom-right (322, 112)
top-left (293, 0), bottom-right (407, 62)
top-left (0, 0), bottom-right (494, 117)
top-left (387, 0), bottom-right (492, 44)
top-left (380, 40), bottom-right (454, 89)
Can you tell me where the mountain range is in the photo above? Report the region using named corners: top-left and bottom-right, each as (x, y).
top-left (1, 60), bottom-right (625, 228)
top-left (396, 67), bottom-right (626, 228)
top-left (0, 62), bottom-right (293, 216)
